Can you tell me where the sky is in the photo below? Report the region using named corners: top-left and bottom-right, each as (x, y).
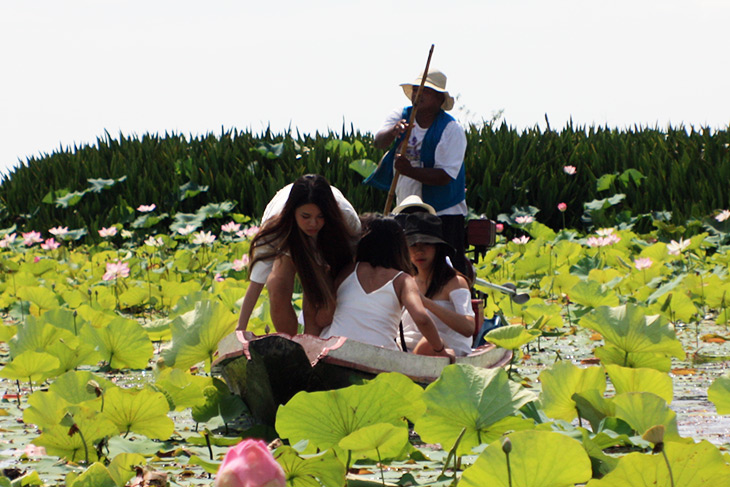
top-left (1, 0), bottom-right (728, 176)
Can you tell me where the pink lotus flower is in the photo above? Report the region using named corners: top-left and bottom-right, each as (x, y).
top-left (214, 273), bottom-right (225, 282)
top-left (22, 231), bottom-right (43, 246)
top-left (667, 238), bottom-right (690, 255)
top-left (41, 238), bottom-right (60, 250)
top-left (557, 202), bottom-right (567, 212)
top-left (178, 224), bottom-right (197, 236)
top-left (137, 204), bottom-right (156, 212)
top-left (221, 222), bottom-right (241, 233)
top-left (243, 226), bottom-right (260, 238)
top-left (0, 233), bottom-right (17, 248)
top-left (586, 236), bottom-right (602, 248)
top-left (232, 256), bottom-right (249, 271)
top-left (634, 257), bottom-right (653, 271)
top-left (22, 444), bottom-right (46, 458)
top-left (495, 223), bottom-right (504, 233)
top-left (596, 228), bottom-right (615, 237)
top-left (514, 215), bottom-right (534, 225)
top-left (563, 165), bottom-right (577, 175)
top-left (99, 227), bottom-right (118, 238)
top-left (192, 231), bottom-right (216, 245)
top-left (215, 439), bottom-right (285, 487)
top-left (716, 210), bottom-right (730, 222)
top-left (102, 261), bottom-right (130, 281)
top-left (145, 236), bottom-right (164, 247)
top-left (512, 235), bottom-right (530, 244)
top-left (48, 226), bottom-right (69, 237)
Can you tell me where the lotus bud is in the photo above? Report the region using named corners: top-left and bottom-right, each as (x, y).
top-left (501, 436), bottom-right (512, 454)
top-left (215, 439), bottom-right (286, 487)
top-left (86, 380), bottom-right (102, 397)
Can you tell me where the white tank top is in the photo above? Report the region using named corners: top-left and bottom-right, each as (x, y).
top-left (320, 264), bottom-right (403, 350)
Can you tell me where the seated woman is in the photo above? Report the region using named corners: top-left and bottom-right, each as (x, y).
top-left (318, 216), bottom-right (452, 358)
top-left (236, 174), bottom-right (360, 335)
top-left (400, 212), bottom-right (475, 356)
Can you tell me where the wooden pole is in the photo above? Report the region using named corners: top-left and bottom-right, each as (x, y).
top-left (383, 44), bottom-right (435, 214)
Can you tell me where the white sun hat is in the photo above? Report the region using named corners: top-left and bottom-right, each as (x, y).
top-left (400, 68), bottom-right (455, 111)
top-left (392, 195), bottom-right (437, 215)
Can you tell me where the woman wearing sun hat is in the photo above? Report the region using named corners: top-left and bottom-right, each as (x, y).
top-left (366, 68), bottom-right (469, 275)
top-left (401, 212), bottom-right (474, 356)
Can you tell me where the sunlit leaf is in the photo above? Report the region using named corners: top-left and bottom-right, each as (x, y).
top-left (66, 462), bottom-right (117, 487)
top-left (539, 361), bottom-right (606, 422)
top-left (102, 387), bottom-right (174, 440)
top-left (34, 408), bottom-right (118, 463)
top-left (16, 286), bottom-right (60, 313)
top-left (179, 180), bottom-right (209, 201)
top-left (48, 370), bottom-right (115, 405)
top-left (87, 176), bottom-right (127, 193)
top-left (190, 376), bottom-right (247, 424)
top-left (275, 446), bottom-right (346, 487)
top-left (605, 364), bottom-right (673, 404)
top-left (595, 344), bottom-right (672, 372)
top-left (24, 390), bottom-right (73, 429)
top-left (153, 367), bottom-right (209, 410)
top-left (569, 280), bottom-right (620, 309)
top-left (612, 392), bottom-right (680, 439)
top-left (339, 423), bottom-right (409, 461)
top-left (415, 364), bottom-right (536, 455)
top-left (460, 430), bottom-right (592, 487)
top-left (485, 324), bottom-right (540, 350)
top-left (0, 350), bottom-right (60, 383)
top-left (349, 158), bottom-right (377, 178)
top-left (708, 373), bottom-right (730, 415)
top-left (81, 317), bottom-right (154, 369)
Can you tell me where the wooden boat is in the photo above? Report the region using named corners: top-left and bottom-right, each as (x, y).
top-left (212, 330), bottom-right (513, 425)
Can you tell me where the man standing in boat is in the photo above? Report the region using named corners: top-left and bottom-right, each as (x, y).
top-left (366, 68), bottom-right (469, 276)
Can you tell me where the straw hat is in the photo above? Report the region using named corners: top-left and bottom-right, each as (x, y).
top-left (392, 195), bottom-right (437, 215)
top-left (400, 68), bottom-right (455, 111)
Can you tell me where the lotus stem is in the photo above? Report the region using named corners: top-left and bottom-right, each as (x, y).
top-left (440, 427), bottom-right (467, 478)
top-left (658, 444), bottom-right (674, 487)
top-left (376, 448), bottom-right (385, 486)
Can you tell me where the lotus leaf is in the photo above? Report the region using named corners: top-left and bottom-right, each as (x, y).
top-left (349, 158), bottom-right (377, 178)
top-left (190, 376), bottom-right (247, 424)
top-left (521, 302), bottom-right (564, 330)
top-left (66, 462), bottom-right (118, 487)
top-left (539, 272), bottom-right (580, 297)
top-left (612, 392), bottom-right (679, 439)
top-left (162, 299), bottom-right (237, 370)
top-left (605, 364), bottom-right (673, 403)
top-left (579, 304), bottom-right (685, 365)
top-left (649, 291), bottom-right (697, 323)
top-left (81, 317), bottom-right (153, 369)
top-left (459, 430), bottom-right (592, 487)
top-left (539, 361), bottom-right (606, 422)
top-left (34, 408), bottom-right (118, 463)
top-left (572, 389), bottom-right (613, 431)
top-left (585, 440), bottom-right (730, 486)
top-left (707, 373), bottom-right (730, 415)
top-left (47, 334), bottom-right (101, 374)
top-left (102, 387), bottom-right (174, 440)
top-left (276, 373), bottom-right (424, 454)
top-left (119, 286), bottom-right (149, 308)
top-left (485, 324), bottom-right (540, 350)
top-left (0, 350), bottom-right (60, 384)
top-left (9, 315), bottom-right (74, 357)
top-left (568, 280), bottom-right (620, 309)
top-left (275, 446), bottom-right (346, 487)
top-left (153, 368), bottom-right (209, 410)
top-left (415, 364), bottom-right (536, 456)
top-left (48, 370), bottom-right (115, 405)
top-left (594, 344), bottom-right (672, 372)
top-left (339, 423), bottom-right (409, 461)
top-left (0, 324), bottom-right (16, 343)
top-left (24, 390), bottom-right (73, 429)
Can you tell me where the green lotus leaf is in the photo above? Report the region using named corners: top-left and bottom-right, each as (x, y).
top-left (0, 350), bottom-right (60, 383)
top-left (131, 213), bottom-right (168, 229)
top-left (106, 453), bottom-right (146, 487)
top-left (0, 324), bottom-right (16, 343)
top-left (349, 158), bottom-right (377, 178)
top-left (178, 180), bottom-right (209, 201)
top-left (707, 373), bottom-right (730, 415)
top-left (47, 334), bottom-right (101, 374)
top-left (140, 317), bottom-right (173, 342)
top-left (485, 324), bottom-right (541, 350)
top-left (460, 430), bottom-right (592, 487)
top-left (197, 201), bottom-right (235, 219)
top-left (275, 446), bottom-right (346, 487)
top-left (162, 300), bottom-right (237, 370)
top-left (55, 190), bottom-right (88, 208)
top-left (612, 392), bottom-right (680, 439)
top-left (539, 361), bottom-right (606, 422)
top-left (41, 308), bottom-right (89, 335)
top-left (540, 272), bottom-right (581, 297)
top-left (153, 368), bottom-right (209, 410)
top-left (568, 280), bottom-right (620, 309)
top-left (119, 286), bottom-right (149, 308)
top-left (34, 407), bottom-right (118, 463)
top-left (414, 364), bottom-right (536, 456)
top-left (521, 302), bottom-right (564, 330)
top-left (605, 364), bottom-right (673, 404)
top-left (648, 291), bottom-right (698, 323)
top-left (102, 387), bottom-right (173, 440)
top-left (190, 376), bottom-right (247, 424)
top-left (594, 344), bottom-right (672, 372)
top-left (475, 415), bottom-right (537, 444)
top-left (188, 455), bottom-right (221, 475)
top-left (339, 423), bottom-right (409, 461)
top-left (48, 370), bottom-right (115, 405)
top-left (81, 316), bottom-right (153, 369)
top-left (87, 176), bottom-right (127, 193)
top-left (585, 440), bottom-right (730, 487)
top-left (75, 304), bottom-right (115, 328)
top-left (24, 390), bottom-right (72, 429)
top-left (9, 314), bottom-right (73, 358)
top-left (579, 304), bottom-right (685, 363)
top-left (66, 462), bottom-right (117, 487)
top-left (276, 372), bottom-right (423, 455)
top-left (572, 389), bottom-right (613, 432)
top-left (514, 251), bottom-right (550, 277)
top-left (526, 221), bottom-right (557, 241)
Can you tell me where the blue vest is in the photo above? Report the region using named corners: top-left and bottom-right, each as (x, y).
top-left (364, 107), bottom-right (465, 212)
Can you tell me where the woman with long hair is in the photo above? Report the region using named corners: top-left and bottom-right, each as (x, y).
top-left (401, 212), bottom-right (474, 356)
top-left (236, 174), bottom-right (360, 335)
top-left (318, 216), bottom-right (451, 358)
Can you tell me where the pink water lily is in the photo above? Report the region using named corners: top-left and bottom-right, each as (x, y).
top-left (563, 165), bottom-right (577, 175)
top-left (137, 204), bottom-right (156, 212)
top-left (557, 202), bottom-right (567, 212)
top-left (102, 261), bottom-right (130, 281)
top-left (41, 238), bottom-right (60, 250)
top-left (667, 238), bottom-right (690, 255)
top-left (715, 210), bottom-right (730, 222)
top-left (144, 236), bottom-right (164, 247)
top-left (221, 222), bottom-right (241, 233)
top-left (48, 226), bottom-right (69, 237)
top-left (232, 256), bottom-right (249, 271)
top-left (242, 226), bottom-right (260, 238)
top-left (99, 226), bottom-right (118, 238)
top-left (634, 257), bottom-right (653, 271)
top-left (192, 231), bottom-right (216, 245)
top-left (178, 224), bottom-right (197, 236)
top-left (515, 215), bottom-right (534, 225)
top-left (0, 233), bottom-right (17, 248)
top-left (512, 235), bottom-right (530, 244)
top-left (22, 231), bottom-right (43, 246)
top-left (215, 439), bottom-right (285, 487)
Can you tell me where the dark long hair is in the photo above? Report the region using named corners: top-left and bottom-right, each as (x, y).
top-left (418, 243), bottom-right (458, 298)
top-left (249, 174), bottom-right (355, 308)
top-left (356, 216), bottom-right (413, 273)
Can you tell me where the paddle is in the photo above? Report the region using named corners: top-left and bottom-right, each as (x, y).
top-left (383, 44), bottom-right (435, 214)
top-left (474, 278), bottom-right (530, 304)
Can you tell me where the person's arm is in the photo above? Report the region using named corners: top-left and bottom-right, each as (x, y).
top-left (397, 274), bottom-right (452, 358)
top-left (266, 255), bottom-right (299, 335)
top-left (374, 118), bottom-right (408, 150)
top-left (393, 156), bottom-right (452, 186)
top-left (421, 277), bottom-right (474, 337)
top-left (236, 281), bottom-right (265, 331)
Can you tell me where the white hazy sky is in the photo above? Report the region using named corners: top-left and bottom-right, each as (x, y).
top-left (1, 0), bottom-right (728, 176)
